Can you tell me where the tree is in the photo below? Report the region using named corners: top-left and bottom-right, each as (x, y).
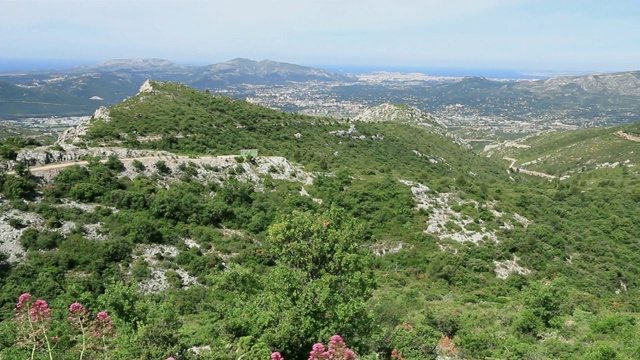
top-left (261, 207), bottom-right (376, 359)
top-left (105, 155), bottom-right (125, 172)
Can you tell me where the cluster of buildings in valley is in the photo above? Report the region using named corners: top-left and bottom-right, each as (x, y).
top-left (242, 82), bottom-right (367, 118)
top-left (0, 116), bottom-right (89, 132)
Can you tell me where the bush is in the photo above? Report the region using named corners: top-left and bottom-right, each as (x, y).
top-left (155, 160), bottom-right (171, 174)
top-left (132, 159), bottom-right (145, 171)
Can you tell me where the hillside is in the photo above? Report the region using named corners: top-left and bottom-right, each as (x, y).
top-left (486, 123), bottom-right (640, 180)
top-left (74, 81), bottom-right (492, 181)
top-left (1, 81), bottom-right (640, 359)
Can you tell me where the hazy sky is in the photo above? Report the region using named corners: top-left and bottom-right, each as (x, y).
top-left (1, 0), bottom-right (639, 71)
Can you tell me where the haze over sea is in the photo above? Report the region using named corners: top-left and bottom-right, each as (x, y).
top-left (0, 58), bottom-right (596, 80)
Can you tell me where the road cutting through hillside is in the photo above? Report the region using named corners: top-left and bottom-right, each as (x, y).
top-left (616, 131), bottom-right (640, 142)
top-left (8, 155), bottom-right (238, 175)
top-left (503, 157), bottom-right (557, 180)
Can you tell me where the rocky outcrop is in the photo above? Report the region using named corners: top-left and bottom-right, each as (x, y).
top-left (494, 256), bottom-right (532, 279)
top-left (0, 208), bottom-right (44, 262)
top-left (138, 79), bottom-right (154, 93)
top-left (16, 145), bottom-right (172, 167)
top-left (355, 103), bottom-right (446, 128)
top-left (56, 106), bottom-right (110, 144)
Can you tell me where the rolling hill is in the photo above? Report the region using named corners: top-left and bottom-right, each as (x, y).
top-left (486, 122), bottom-right (640, 180)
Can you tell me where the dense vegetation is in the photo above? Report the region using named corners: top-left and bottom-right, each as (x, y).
top-left (1, 82), bottom-right (639, 359)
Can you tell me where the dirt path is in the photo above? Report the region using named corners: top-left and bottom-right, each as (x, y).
top-left (616, 131), bottom-right (640, 142)
top-left (503, 157), bottom-right (557, 180)
top-left (9, 155), bottom-right (238, 175)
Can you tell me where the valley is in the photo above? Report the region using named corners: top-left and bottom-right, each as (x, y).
top-left (3, 60), bottom-right (640, 145)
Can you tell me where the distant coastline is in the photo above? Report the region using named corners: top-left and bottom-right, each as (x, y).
top-left (0, 58), bottom-right (601, 80)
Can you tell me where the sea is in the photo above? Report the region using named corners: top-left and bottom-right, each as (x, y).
top-left (0, 59), bottom-right (95, 73)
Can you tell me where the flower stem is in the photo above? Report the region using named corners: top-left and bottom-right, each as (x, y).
top-left (102, 333), bottom-right (108, 360)
top-left (41, 322), bottom-right (53, 360)
top-left (25, 304), bottom-right (37, 360)
top-left (79, 321), bottom-right (86, 360)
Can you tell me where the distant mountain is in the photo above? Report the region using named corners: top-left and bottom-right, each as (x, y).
top-left (1, 59), bottom-right (639, 129)
top-left (519, 71), bottom-right (640, 97)
top-left (408, 71), bottom-right (640, 126)
top-left (190, 58), bottom-right (352, 86)
top-left (70, 58), bottom-right (192, 73)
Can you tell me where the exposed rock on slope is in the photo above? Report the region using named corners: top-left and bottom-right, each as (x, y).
top-left (56, 106), bottom-right (110, 144)
top-left (354, 104), bottom-right (469, 148)
top-left (354, 103), bottom-right (446, 127)
top-left (15, 146), bottom-right (172, 167)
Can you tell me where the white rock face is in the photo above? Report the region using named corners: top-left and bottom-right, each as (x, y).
top-left (0, 208), bottom-right (44, 262)
top-left (494, 256), bottom-right (532, 279)
top-left (93, 106), bottom-right (111, 122)
top-left (138, 79), bottom-right (154, 93)
top-left (401, 180), bottom-right (498, 244)
top-left (133, 244), bottom-right (200, 294)
top-left (354, 103), bottom-right (446, 127)
top-left (371, 241), bottom-right (404, 256)
top-left (16, 145), bottom-right (173, 168)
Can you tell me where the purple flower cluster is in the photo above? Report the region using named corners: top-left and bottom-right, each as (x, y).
top-left (272, 335), bottom-right (357, 360)
top-left (13, 293), bottom-right (117, 359)
top-left (93, 311), bottom-right (114, 338)
top-left (30, 299), bottom-right (52, 323)
top-left (16, 293), bottom-right (32, 311)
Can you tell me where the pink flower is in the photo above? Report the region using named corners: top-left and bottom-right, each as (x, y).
top-left (91, 311), bottom-right (114, 338)
top-left (29, 299), bottom-right (51, 322)
top-left (96, 311), bottom-right (110, 321)
top-left (68, 302), bottom-right (88, 328)
top-left (165, 358), bottom-right (177, 360)
top-left (69, 302), bottom-right (86, 314)
top-left (329, 334), bottom-right (345, 346)
top-left (18, 293), bottom-right (32, 304)
top-left (51, 336), bottom-right (60, 343)
top-left (309, 343), bottom-right (327, 360)
top-left (344, 349), bottom-right (356, 360)
top-left (16, 293), bottom-right (32, 311)
top-left (271, 352), bottom-right (284, 360)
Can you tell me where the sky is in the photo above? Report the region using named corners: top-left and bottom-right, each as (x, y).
top-left (1, 0), bottom-right (639, 72)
